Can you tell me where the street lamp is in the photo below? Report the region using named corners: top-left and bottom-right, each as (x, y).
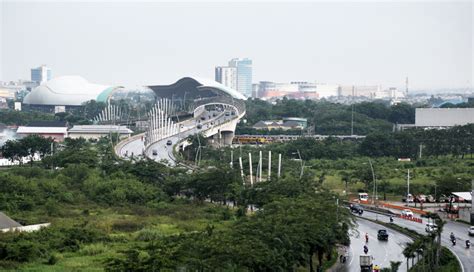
top-left (292, 150), bottom-right (304, 179)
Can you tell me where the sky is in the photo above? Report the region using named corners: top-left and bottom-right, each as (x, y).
top-left (0, 1), bottom-right (472, 90)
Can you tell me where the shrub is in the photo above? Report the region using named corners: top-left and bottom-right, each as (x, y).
top-left (135, 228), bottom-right (162, 241)
top-left (79, 243), bottom-right (108, 256)
top-left (112, 220), bottom-right (144, 232)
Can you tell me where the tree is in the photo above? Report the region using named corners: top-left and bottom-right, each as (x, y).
top-left (1, 139), bottom-right (28, 164)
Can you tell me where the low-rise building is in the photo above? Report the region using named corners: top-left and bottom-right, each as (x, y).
top-left (396, 108), bottom-right (474, 130)
top-left (68, 125), bottom-right (133, 140)
top-left (16, 121), bottom-right (68, 142)
top-left (252, 118), bottom-right (307, 130)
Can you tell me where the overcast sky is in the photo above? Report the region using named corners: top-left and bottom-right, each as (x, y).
top-left (0, 1), bottom-right (472, 90)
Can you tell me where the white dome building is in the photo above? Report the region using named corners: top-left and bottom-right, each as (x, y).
top-left (23, 76), bottom-right (122, 106)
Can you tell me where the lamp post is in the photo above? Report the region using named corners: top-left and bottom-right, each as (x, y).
top-left (292, 150), bottom-right (304, 179)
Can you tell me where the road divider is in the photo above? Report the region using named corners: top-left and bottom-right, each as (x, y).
top-left (395, 214), bottom-right (423, 224)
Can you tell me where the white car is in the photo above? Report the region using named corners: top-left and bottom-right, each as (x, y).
top-left (469, 226), bottom-right (474, 236)
top-left (425, 223), bottom-right (438, 233)
top-left (401, 209), bottom-right (414, 218)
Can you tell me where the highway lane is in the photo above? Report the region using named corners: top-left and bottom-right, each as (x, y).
top-left (345, 218), bottom-right (411, 271)
top-left (118, 108), bottom-right (233, 164)
top-left (360, 210), bottom-right (473, 272)
top-left (147, 110), bottom-right (235, 166)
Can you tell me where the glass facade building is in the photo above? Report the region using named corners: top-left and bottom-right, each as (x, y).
top-left (31, 65), bottom-right (52, 83)
top-left (228, 58), bottom-right (252, 97)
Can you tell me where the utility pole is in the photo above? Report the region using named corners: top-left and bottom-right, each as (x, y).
top-left (268, 151), bottom-right (271, 180)
top-left (277, 153), bottom-right (282, 178)
top-left (407, 169), bottom-right (411, 205)
top-left (419, 144), bottom-right (423, 159)
top-left (351, 104), bottom-right (354, 135)
top-left (369, 159), bottom-right (376, 205)
top-left (239, 156), bottom-right (245, 185)
top-left (230, 150), bottom-right (233, 169)
top-left (351, 85), bottom-right (355, 135)
top-left (259, 150), bottom-right (262, 182)
top-left (249, 153), bottom-right (253, 186)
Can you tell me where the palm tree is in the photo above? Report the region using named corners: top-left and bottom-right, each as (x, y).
top-left (402, 242), bottom-right (414, 271)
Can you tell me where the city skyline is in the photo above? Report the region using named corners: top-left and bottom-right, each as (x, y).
top-left (1, 1), bottom-right (472, 90)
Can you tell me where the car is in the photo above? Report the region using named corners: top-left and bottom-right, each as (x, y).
top-left (225, 112), bottom-right (230, 116)
top-left (469, 226), bottom-right (474, 236)
top-left (350, 204), bottom-right (363, 214)
top-left (152, 149), bottom-right (158, 156)
top-left (197, 124), bottom-right (202, 129)
top-left (212, 113), bottom-right (216, 117)
top-left (402, 194), bottom-right (414, 203)
top-left (377, 229), bottom-right (389, 240)
top-left (426, 195), bottom-right (435, 203)
top-left (201, 116), bottom-right (206, 120)
top-left (166, 140), bottom-right (172, 145)
top-left (401, 209), bottom-right (414, 218)
top-left (438, 194), bottom-right (449, 203)
top-left (425, 223), bottom-right (438, 233)
top-left (414, 194), bottom-right (426, 203)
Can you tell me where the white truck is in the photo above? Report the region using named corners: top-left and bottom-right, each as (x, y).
top-left (360, 255), bottom-right (373, 272)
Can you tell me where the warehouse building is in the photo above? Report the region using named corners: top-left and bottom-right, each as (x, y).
top-left (68, 125), bottom-right (133, 140)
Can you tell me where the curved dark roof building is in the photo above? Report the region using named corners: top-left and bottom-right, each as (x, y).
top-left (148, 77), bottom-right (246, 101)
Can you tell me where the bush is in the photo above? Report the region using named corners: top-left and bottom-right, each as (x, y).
top-left (0, 240), bottom-right (46, 262)
top-left (135, 228), bottom-right (162, 241)
top-left (46, 253), bottom-right (61, 265)
top-left (112, 220), bottom-right (144, 232)
top-left (79, 243), bottom-right (108, 256)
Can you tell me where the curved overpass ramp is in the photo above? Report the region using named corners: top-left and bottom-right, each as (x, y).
top-left (116, 77), bottom-right (246, 167)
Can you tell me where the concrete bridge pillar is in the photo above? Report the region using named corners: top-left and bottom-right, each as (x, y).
top-left (221, 131), bottom-right (234, 145)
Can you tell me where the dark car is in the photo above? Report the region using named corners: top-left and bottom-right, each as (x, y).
top-left (377, 229), bottom-right (389, 240)
top-left (197, 124), bottom-right (202, 129)
top-left (166, 140), bottom-right (172, 145)
top-left (350, 204), bottom-right (363, 214)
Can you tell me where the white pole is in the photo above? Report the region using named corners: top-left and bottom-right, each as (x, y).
top-left (259, 150), bottom-right (262, 182)
top-left (230, 150), bottom-right (234, 168)
top-left (278, 153), bottom-right (282, 178)
top-left (239, 157), bottom-right (245, 184)
top-left (407, 169), bottom-right (410, 199)
top-left (249, 153), bottom-right (253, 186)
top-left (268, 151), bottom-right (271, 180)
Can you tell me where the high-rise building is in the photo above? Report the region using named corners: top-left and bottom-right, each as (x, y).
top-left (31, 65), bottom-right (52, 83)
top-left (215, 66), bottom-right (237, 90)
top-left (229, 58), bottom-right (252, 97)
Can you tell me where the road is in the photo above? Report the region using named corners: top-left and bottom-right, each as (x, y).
top-left (360, 210), bottom-right (473, 272)
top-left (119, 109), bottom-right (237, 166)
top-left (344, 218), bottom-right (411, 271)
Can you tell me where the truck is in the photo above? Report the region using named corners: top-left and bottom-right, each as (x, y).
top-left (359, 255), bottom-right (373, 272)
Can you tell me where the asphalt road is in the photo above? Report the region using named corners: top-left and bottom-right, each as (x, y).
top-left (145, 109), bottom-right (235, 166)
top-left (344, 218), bottom-right (411, 272)
top-left (360, 210), bottom-right (473, 272)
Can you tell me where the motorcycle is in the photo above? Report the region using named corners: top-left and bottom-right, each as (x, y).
top-left (389, 216), bottom-right (394, 223)
top-left (363, 245), bottom-right (369, 254)
top-left (451, 238), bottom-right (456, 246)
top-left (466, 240), bottom-right (471, 249)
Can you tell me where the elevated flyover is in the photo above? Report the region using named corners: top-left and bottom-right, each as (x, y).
top-left (115, 77), bottom-right (246, 166)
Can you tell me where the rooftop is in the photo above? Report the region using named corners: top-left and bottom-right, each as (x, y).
top-left (68, 125), bottom-right (133, 134)
top-left (27, 121), bottom-right (68, 127)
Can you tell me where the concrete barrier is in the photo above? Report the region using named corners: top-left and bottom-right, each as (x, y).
top-left (395, 214), bottom-right (423, 224)
top-left (379, 202), bottom-right (428, 215)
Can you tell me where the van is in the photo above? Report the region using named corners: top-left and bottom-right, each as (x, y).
top-left (358, 193), bottom-right (369, 202)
